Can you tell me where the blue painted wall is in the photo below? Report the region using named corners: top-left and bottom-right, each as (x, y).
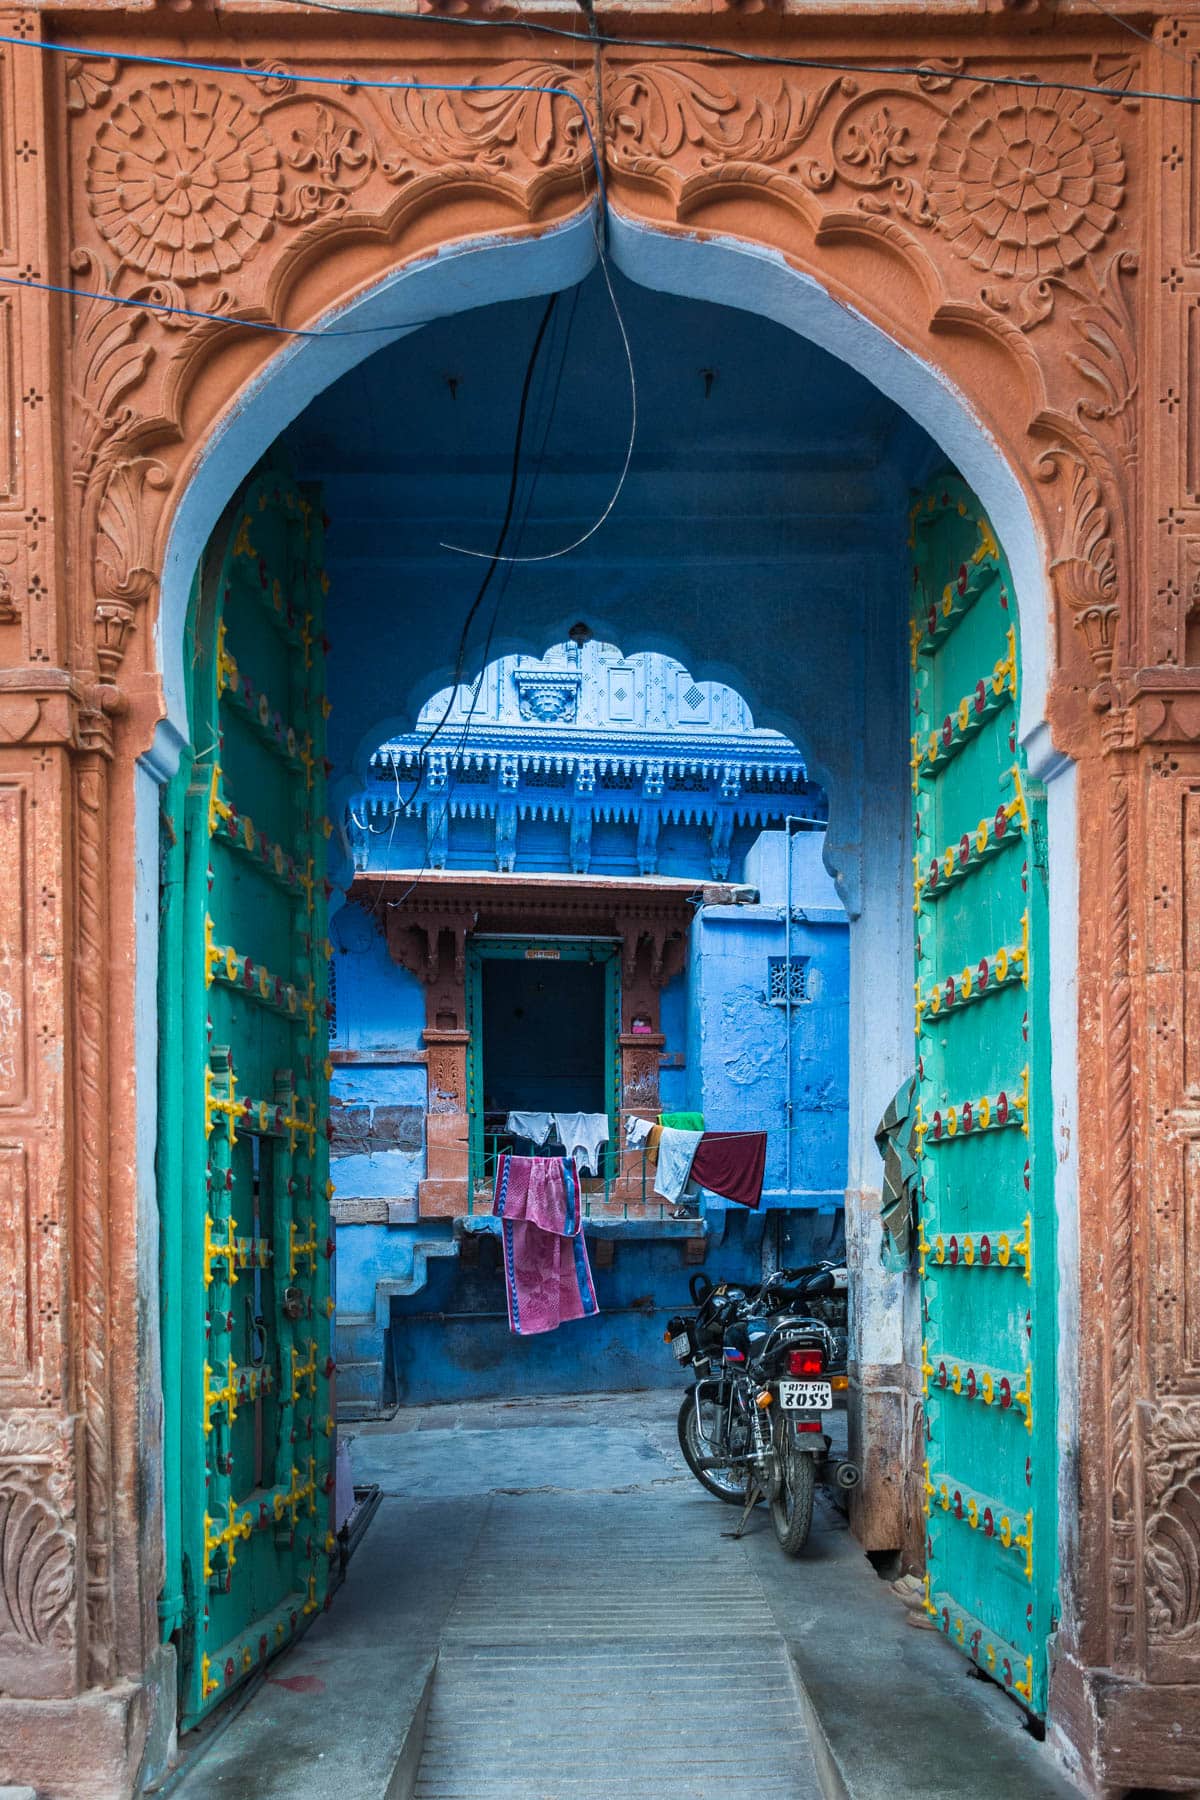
top-left (336, 1208), bottom-right (845, 1407)
top-left (295, 270), bottom-right (893, 1412)
top-left (329, 830), bottom-right (850, 1412)
top-left (687, 830), bottom-right (849, 1214)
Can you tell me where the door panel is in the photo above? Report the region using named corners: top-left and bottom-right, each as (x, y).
top-left (910, 477), bottom-right (1056, 1714)
top-left (161, 467), bottom-right (334, 1729)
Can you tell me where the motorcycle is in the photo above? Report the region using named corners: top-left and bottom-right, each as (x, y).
top-left (664, 1264), bottom-right (858, 1555)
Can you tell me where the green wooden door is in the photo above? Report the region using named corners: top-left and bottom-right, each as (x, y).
top-left (910, 477), bottom-right (1056, 1713)
top-left (159, 467), bottom-right (334, 1729)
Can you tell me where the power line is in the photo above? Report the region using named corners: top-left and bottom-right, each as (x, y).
top-left (1073, 0), bottom-right (1199, 71)
top-left (0, 271), bottom-right (449, 338)
top-left (439, 249), bottom-right (635, 567)
top-left (280, 0), bottom-right (1200, 109)
top-left (0, 33), bottom-right (608, 205)
top-left (361, 288), bottom-right (563, 917)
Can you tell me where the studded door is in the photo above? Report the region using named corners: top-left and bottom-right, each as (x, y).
top-left (909, 477), bottom-right (1056, 1714)
top-left (160, 467), bottom-right (335, 1729)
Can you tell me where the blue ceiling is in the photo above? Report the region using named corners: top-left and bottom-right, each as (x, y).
top-left (286, 266), bottom-right (933, 502)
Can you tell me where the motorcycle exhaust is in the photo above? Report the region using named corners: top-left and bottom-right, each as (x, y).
top-left (832, 1459), bottom-right (862, 1490)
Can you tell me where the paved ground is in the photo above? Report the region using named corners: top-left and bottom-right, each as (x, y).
top-left (164, 1391), bottom-right (1080, 1800)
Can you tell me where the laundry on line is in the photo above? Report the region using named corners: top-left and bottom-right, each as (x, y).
top-left (504, 1110), bottom-right (610, 1176)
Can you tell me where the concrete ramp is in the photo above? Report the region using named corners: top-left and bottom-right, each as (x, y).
top-left (410, 1494), bottom-right (824, 1800)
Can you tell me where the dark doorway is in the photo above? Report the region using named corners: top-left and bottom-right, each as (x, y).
top-left (482, 955), bottom-right (607, 1115)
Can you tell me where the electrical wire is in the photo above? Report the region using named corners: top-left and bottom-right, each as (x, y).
top-left (0, 33), bottom-right (608, 207)
top-left (1072, 0), bottom-right (1199, 71)
top-left (439, 247), bottom-right (635, 565)
top-left (357, 288), bottom-right (562, 918)
top-left (376, 283), bottom-right (582, 909)
top-left (277, 0), bottom-right (1200, 109)
top-left (403, 290), bottom-right (560, 791)
top-left (0, 271), bottom-right (456, 339)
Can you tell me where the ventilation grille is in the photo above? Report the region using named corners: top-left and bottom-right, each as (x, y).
top-left (768, 955), bottom-right (810, 1005)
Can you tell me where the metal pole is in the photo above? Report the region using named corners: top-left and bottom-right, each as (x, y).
top-left (783, 815), bottom-right (802, 1202)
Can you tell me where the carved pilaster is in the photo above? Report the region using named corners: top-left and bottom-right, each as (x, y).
top-left (70, 755), bottom-right (115, 1684)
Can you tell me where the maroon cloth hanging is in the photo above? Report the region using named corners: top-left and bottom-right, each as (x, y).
top-left (689, 1131), bottom-right (767, 1210)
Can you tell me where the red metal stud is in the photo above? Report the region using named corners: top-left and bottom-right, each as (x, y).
top-left (977, 957), bottom-right (989, 990)
top-left (956, 563), bottom-right (968, 596)
top-left (999, 1378), bottom-right (1012, 1410)
top-left (961, 1101), bottom-right (973, 1133)
top-left (996, 1091), bottom-right (1009, 1126)
top-left (966, 1368), bottom-right (976, 1399)
top-left (980, 1235), bottom-right (992, 1266)
top-left (948, 1235), bottom-right (959, 1265)
top-left (958, 833), bottom-right (971, 867)
top-left (983, 1507), bottom-right (994, 1537)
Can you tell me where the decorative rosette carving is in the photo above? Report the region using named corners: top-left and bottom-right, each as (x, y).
top-left (928, 86), bottom-right (1124, 279)
top-left (86, 79), bottom-right (281, 283)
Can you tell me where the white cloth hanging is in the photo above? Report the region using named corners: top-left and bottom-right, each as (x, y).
top-left (506, 1111), bottom-right (555, 1146)
top-left (653, 1127), bottom-right (703, 1203)
top-left (625, 1115), bottom-right (656, 1148)
top-left (553, 1111), bottom-right (610, 1177)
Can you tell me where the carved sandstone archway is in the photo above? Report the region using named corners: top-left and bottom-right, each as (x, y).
top-left (4, 9), bottom-right (1191, 1795)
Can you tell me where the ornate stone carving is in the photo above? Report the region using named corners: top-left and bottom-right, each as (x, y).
top-left (1043, 453), bottom-right (1120, 677)
top-left (1145, 1402), bottom-right (1200, 1642)
top-left (0, 1483), bottom-right (73, 1654)
top-left (1105, 773), bottom-right (1138, 1661)
top-left (273, 99), bottom-right (371, 226)
top-left (73, 759), bottom-right (116, 1681)
top-left (513, 668), bottom-right (581, 724)
top-left (928, 87), bottom-right (1124, 279)
top-left (86, 80), bottom-right (281, 284)
top-left (66, 56), bottom-right (119, 115)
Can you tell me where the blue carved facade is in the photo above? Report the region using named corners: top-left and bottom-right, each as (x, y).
top-left (332, 645), bottom-right (849, 1413)
top-left (346, 639), bottom-right (826, 881)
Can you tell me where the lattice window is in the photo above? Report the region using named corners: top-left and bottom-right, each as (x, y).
top-left (767, 955), bottom-right (810, 1005)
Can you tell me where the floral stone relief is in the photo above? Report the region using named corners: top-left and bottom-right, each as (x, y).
top-left (86, 80), bottom-right (282, 284)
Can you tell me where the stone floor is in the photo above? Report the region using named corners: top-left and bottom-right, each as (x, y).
top-left (161, 1390), bottom-right (1081, 1800)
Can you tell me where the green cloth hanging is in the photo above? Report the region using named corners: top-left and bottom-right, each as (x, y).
top-left (659, 1110), bottom-right (704, 1131)
top-left (875, 1075), bottom-right (920, 1268)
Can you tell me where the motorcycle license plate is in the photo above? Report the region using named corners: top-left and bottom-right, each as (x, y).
top-left (670, 1332), bottom-right (691, 1361)
top-left (779, 1380), bottom-right (832, 1410)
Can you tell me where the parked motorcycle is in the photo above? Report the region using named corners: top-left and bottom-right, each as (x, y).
top-left (664, 1264), bottom-right (858, 1555)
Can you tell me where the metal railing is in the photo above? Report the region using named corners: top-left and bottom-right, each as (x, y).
top-left (470, 1127), bottom-right (667, 1220)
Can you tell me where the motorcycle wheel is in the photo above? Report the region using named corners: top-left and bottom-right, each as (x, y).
top-left (770, 1423), bottom-right (815, 1555)
top-left (677, 1385), bottom-right (750, 1505)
